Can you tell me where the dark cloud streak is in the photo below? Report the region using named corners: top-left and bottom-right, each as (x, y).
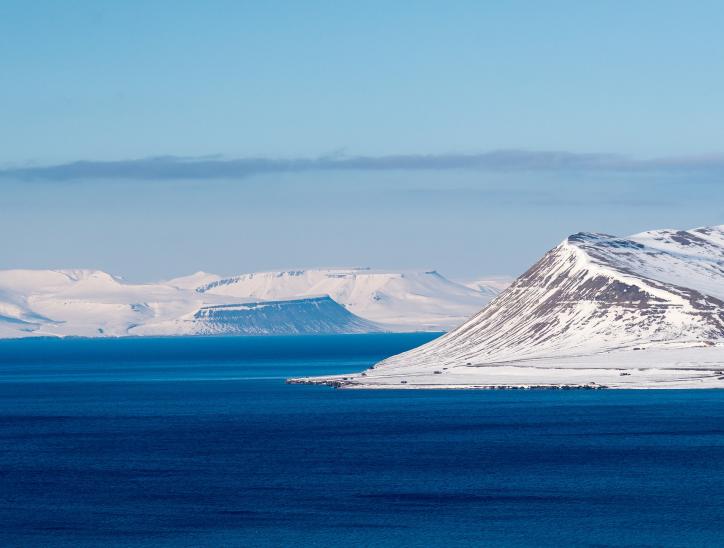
top-left (2, 150), bottom-right (724, 181)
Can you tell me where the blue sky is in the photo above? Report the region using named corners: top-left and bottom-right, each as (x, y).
top-left (1, 1), bottom-right (723, 280)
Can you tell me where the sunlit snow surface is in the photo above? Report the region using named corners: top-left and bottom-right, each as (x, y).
top-left (292, 225), bottom-right (724, 389)
top-left (0, 268), bottom-right (501, 338)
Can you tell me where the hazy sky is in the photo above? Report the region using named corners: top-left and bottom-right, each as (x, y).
top-left (1, 1), bottom-right (723, 281)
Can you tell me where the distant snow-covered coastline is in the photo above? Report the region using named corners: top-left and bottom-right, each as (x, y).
top-left (290, 225), bottom-right (724, 390)
top-left (0, 267), bottom-right (504, 339)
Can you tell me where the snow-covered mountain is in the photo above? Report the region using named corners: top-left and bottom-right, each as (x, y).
top-left (0, 269), bottom-right (381, 338)
top-left (0, 269), bottom-right (217, 338)
top-left (0, 267), bottom-right (496, 338)
top-left (197, 268), bottom-right (496, 331)
top-left (291, 225), bottom-right (724, 389)
top-left (164, 271), bottom-right (222, 290)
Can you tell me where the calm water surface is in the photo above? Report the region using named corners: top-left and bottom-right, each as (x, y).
top-left (0, 334), bottom-right (723, 547)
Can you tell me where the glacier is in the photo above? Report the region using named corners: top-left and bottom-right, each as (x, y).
top-left (290, 225), bottom-right (724, 389)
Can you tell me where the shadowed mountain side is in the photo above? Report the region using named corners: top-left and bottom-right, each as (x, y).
top-left (131, 297), bottom-right (383, 336)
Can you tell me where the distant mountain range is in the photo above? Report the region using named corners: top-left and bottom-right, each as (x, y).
top-left (192, 268), bottom-right (500, 331)
top-left (0, 268), bottom-right (506, 339)
top-left (292, 225), bottom-right (724, 389)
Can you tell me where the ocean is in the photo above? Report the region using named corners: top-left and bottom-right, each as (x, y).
top-left (0, 334), bottom-right (722, 547)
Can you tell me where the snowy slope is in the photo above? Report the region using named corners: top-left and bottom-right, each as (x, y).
top-left (462, 277), bottom-right (512, 298)
top-left (164, 271), bottom-right (222, 290)
top-left (291, 225), bottom-right (724, 389)
top-left (197, 268), bottom-right (492, 331)
top-left (0, 269), bottom-right (211, 337)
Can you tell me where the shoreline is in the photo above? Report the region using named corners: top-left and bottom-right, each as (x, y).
top-left (287, 378), bottom-right (609, 390)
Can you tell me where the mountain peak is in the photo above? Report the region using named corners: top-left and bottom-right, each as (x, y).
top-left (565, 231), bottom-right (615, 245)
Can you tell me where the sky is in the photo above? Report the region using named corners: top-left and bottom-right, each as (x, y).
top-left (1, 1), bottom-right (723, 281)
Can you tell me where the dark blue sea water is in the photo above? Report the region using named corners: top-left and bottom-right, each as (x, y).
top-left (1, 334), bottom-right (723, 547)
